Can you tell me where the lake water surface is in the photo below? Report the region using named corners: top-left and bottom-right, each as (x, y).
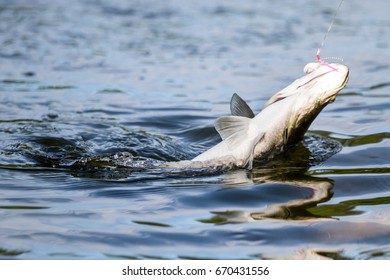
top-left (0, 0), bottom-right (389, 259)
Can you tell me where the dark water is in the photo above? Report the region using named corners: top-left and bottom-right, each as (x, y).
top-left (0, 0), bottom-right (389, 259)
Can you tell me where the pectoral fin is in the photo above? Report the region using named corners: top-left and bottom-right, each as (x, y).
top-left (230, 93), bottom-right (255, 118)
top-left (215, 115), bottom-right (264, 169)
top-left (215, 116), bottom-right (251, 146)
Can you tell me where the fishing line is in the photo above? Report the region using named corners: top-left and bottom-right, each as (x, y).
top-left (316, 0), bottom-right (345, 65)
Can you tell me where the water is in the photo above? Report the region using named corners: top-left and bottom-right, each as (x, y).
top-left (0, 0), bottom-right (389, 259)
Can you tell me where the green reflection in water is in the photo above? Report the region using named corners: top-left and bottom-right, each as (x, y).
top-left (198, 216), bottom-right (228, 224)
top-left (38, 85), bottom-right (75, 90)
top-left (308, 196), bottom-right (390, 217)
top-left (0, 248), bottom-right (29, 257)
top-left (133, 220), bottom-right (171, 227)
top-left (311, 167), bottom-right (390, 175)
top-left (311, 131), bottom-right (390, 147)
top-left (0, 205), bottom-right (49, 210)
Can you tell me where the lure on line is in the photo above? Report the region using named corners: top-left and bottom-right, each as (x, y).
top-left (316, 48), bottom-right (338, 71)
top-left (315, 0), bottom-right (345, 71)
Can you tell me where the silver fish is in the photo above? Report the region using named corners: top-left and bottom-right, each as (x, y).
top-left (188, 62), bottom-right (349, 169)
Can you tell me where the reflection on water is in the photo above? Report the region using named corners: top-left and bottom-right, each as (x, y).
top-left (213, 171), bottom-right (334, 223)
top-left (0, 0), bottom-right (390, 259)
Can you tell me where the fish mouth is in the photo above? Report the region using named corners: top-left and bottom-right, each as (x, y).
top-left (341, 71), bottom-right (349, 88)
top-left (337, 70), bottom-right (349, 92)
top-left (325, 69), bottom-right (349, 103)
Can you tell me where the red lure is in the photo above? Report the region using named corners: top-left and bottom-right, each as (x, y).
top-left (316, 48), bottom-right (338, 71)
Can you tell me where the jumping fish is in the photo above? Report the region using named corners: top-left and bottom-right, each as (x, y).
top-left (187, 62), bottom-right (349, 169)
top-left (55, 61), bottom-right (349, 173)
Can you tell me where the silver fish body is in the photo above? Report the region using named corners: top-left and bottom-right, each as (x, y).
top-left (190, 62), bottom-right (349, 169)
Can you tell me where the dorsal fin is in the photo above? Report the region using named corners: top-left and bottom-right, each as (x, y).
top-left (215, 115), bottom-right (264, 169)
top-left (230, 93), bottom-right (255, 118)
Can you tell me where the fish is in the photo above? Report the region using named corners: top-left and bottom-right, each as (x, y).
top-left (37, 61), bottom-right (348, 174)
top-left (188, 62), bottom-right (349, 170)
top-left (25, 62), bottom-right (349, 177)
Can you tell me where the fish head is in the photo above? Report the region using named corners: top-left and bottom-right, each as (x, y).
top-left (265, 62), bottom-right (349, 108)
top-left (265, 62), bottom-right (349, 146)
top-left (301, 62), bottom-right (349, 105)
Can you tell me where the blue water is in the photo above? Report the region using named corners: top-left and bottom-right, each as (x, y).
top-left (0, 0), bottom-right (389, 259)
